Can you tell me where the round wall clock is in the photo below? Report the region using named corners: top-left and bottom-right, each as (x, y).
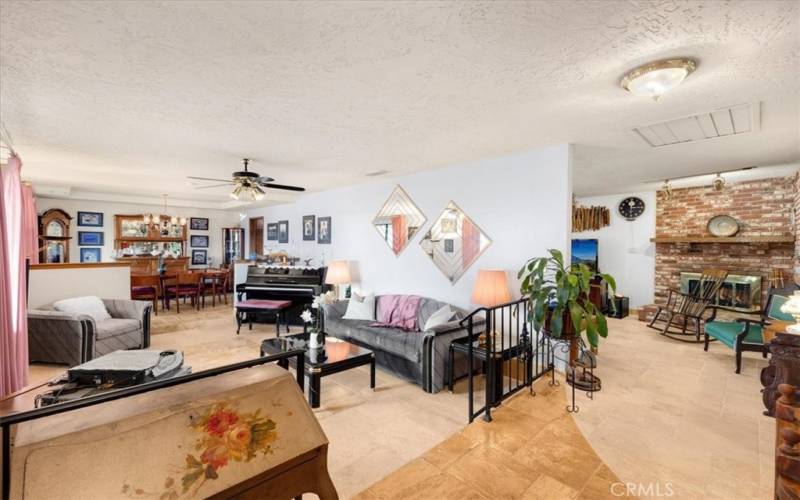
top-left (618, 197), bottom-right (645, 220)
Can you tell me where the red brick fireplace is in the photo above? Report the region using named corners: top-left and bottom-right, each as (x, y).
top-left (654, 175), bottom-right (797, 309)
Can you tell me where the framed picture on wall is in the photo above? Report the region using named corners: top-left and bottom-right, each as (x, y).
top-left (80, 248), bottom-right (101, 263)
top-left (190, 235), bottom-right (209, 248)
top-left (78, 231), bottom-right (104, 246)
top-left (267, 223), bottom-right (279, 241)
top-left (278, 220), bottom-right (289, 243)
top-left (77, 211), bottom-right (103, 227)
top-left (191, 249), bottom-right (208, 265)
top-left (189, 218), bottom-right (209, 231)
top-left (303, 215), bottom-right (316, 241)
top-left (318, 217), bottom-right (331, 244)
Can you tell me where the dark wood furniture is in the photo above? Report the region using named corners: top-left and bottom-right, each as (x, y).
top-left (203, 268), bottom-right (229, 306)
top-left (706, 287), bottom-right (794, 374)
top-left (236, 265), bottom-right (328, 325)
top-left (222, 227), bottom-right (245, 266)
top-left (249, 217), bottom-right (264, 256)
top-left (772, 384), bottom-right (800, 498)
top-left (237, 299), bottom-right (293, 335)
top-left (165, 272), bottom-right (204, 312)
top-left (648, 268), bottom-right (729, 341)
top-left (260, 333), bottom-right (376, 409)
top-left (125, 256), bottom-right (189, 274)
top-left (762, 331), bottom-right (800, 417)
top-left (113, 214), bottom-right (187, 261)
top-left (130, 274), bottom-right (160, 315)
top-left (38, 208), bottom-right (72, 263)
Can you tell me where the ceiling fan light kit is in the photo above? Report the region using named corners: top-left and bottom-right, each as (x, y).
top-left (621, 58), bottom-right (697, 101)
top-left (189, 158), bottom-right (305, 202)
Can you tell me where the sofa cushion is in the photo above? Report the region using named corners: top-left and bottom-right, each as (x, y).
top-left (705, 321), bottom-right (763, 348)
top-left (423, 305), bottom-right (455, 331)
top-left (343, 293), bottom-right (376, 321)
top-left (325, 316), bottom-right (422, 363)
top-left (53, 296), bottom-right (111, 322)
top-left (95, 318), bottom-right (141, 340)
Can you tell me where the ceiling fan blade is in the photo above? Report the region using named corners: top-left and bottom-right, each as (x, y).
top-left (257, 176), bottom-right (275, 183)
top-left (187, 176), bottom-right (235, 183)
top-left (194, 183), bottom-right (234, 189)
top-left (261, 183), bottom-right (306, 192)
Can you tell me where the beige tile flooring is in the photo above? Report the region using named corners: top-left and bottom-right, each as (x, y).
top-left (27, 305), bottom-right (774, 499)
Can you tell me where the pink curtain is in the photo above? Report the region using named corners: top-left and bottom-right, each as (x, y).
top-left (462, 217), bottom-right (480, 268)
top-left (391, 215), bottom-right (407, 254)
top-left (1, 153), bottom-right (30, 397)
top-left (22, 183), bottom-right (38, 264)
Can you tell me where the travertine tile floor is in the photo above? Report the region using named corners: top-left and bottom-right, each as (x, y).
top-left (27, 305), bottom-right (773, 499)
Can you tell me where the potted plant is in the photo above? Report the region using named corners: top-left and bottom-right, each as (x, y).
top-left (518, 248), bottom-right (616, 365)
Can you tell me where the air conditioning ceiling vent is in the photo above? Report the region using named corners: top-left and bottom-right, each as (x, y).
top-left (632, 102), bottom-right (760, 148)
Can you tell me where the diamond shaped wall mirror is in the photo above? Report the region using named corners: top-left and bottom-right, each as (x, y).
top-left (420, 201), bottom-right (492, 284)
top-left (372, 185), bottom-right (427, 256)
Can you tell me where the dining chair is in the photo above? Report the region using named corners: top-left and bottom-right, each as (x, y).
top-left (165, 272), bottom-right (204, 312)
top-left (131, 274), bottom-right (160, 315)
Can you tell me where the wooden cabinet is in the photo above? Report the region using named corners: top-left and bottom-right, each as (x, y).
top-left (38, 209), bottom-right (72, 263)
top-left (114, 214), bottom-right (187, 257)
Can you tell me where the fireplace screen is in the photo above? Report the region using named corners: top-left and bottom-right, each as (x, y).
top-left (679, 272), bottom-right (762, 313)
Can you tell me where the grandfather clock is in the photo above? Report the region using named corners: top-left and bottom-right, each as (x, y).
top-left (39, 208), bottom-right (72, 263)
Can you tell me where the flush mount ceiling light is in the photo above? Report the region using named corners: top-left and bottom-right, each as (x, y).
top-left (620, 58), bottom-right (697, 101)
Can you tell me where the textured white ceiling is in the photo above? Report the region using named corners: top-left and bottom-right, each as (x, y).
top-left (1, 0), bottom-right (798, 206)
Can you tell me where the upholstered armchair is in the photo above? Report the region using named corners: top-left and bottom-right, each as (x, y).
top-left (704, 287), bottom-right (796, 373)
top-left (28, 299), bottom-right (152, 366)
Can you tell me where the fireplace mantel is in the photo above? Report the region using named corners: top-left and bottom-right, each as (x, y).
top-left (651, 236), bottom-right (794, 244)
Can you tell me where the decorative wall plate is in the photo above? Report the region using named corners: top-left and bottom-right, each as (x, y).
top-left (707, 215), bottom-right (740, 237)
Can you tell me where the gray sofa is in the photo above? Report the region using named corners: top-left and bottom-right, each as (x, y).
top-left (28, 299), bottom-right (152, 366)
top-left (322, 296), bottom-right (485, 393)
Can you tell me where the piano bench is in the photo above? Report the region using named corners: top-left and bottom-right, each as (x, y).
top-left (236, 299), bottom-right (297, 335)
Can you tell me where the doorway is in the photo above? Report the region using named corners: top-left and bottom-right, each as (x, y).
top-left (249, 217), bottom-right (264, 256)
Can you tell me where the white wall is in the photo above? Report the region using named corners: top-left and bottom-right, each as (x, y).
top-left (29, 264), bottom-right (131, 309)
top-left (572, 191), bottom-right (656, 308)
top-left (246, 144), bottom-right (573, 308)
top-left (35, 198), bottom-right (241, 266)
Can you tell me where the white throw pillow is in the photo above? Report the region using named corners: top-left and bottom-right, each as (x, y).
top-left (53, 296), bottom-right (111, 322)
top-left (423, 305), bottom-right (455, 331)
top-left (343, 293), bottom-right (376, 321)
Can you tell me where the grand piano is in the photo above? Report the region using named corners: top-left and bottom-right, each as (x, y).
top-left (235, 265), bottom-right (329, 325)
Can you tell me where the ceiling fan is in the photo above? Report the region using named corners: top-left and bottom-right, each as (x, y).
top-left (187, 158), bottom-right (305, 201)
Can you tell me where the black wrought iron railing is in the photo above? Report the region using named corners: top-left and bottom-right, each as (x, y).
top-left (458, 298), bottom-right (555, 423)
top-left (0, 349), bottom-right (306, 499)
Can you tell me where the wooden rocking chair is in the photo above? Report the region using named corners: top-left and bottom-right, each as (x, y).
top-left (648, 269), bottom-right (729, 342)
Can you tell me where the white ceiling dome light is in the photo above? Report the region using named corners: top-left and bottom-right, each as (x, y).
top-left (620, 59), bottom-right (697, 101)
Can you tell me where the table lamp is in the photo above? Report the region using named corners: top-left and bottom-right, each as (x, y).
top-left (781, 291), bottom-right (800, 334)
top-left (471, 269), bottom-right (511, 346)
top-left (325, 260), bottom-right (351, 301)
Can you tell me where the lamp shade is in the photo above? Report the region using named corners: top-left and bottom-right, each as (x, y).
top-left (471, 269), bottom-right (511, 307)
top-left (325, 260), bottom-right (351, 285)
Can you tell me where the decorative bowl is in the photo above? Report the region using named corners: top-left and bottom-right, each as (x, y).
top-left (707, 215), bottom-right (740, 237)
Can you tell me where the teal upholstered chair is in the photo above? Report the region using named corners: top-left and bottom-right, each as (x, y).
top-left (704, 289), bottom-right (794, 374)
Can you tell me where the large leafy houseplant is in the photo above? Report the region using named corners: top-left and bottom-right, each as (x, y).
top-left (518, 249), bottom-right (616, 350)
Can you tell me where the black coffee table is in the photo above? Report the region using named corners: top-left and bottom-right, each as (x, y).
top-left (260, 333), bottom-right (375, 408)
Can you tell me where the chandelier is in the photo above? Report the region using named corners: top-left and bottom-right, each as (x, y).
top-left (144, 194), bottom-right (186, 228)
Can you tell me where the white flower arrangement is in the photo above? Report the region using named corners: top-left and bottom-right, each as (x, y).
top-left (300, 309), bottom-right (314, 324)
top-left (312, 291), bottom-right (335, 309)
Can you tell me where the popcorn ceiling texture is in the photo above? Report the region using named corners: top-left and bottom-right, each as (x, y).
top-left (655, 176), bottom-right (796, 307)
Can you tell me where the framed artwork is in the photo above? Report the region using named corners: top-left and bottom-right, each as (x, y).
top-left (191, 249), bottom-right (207, 265)
top-left (77, 211), bottom-right (103, 227)
top-left (189, 218), bottom-right (209, 231)
top-left (79, 248), bottom-right (101, 263)
top-left (78, 231), bottom-right (104, 246)
top-left (318, 217), bottom-right (331, 244)
top-left (190, 235), bottom-right (209, 248)
top-left (267, 223), bottom-right (279, 241)
top-left (302, 215), bottom-right (316, 241)
top-left (278, 220), bottom-right (289, 243)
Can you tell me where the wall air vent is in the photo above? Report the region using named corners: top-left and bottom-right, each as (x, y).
top-left (632, 102), bottom-right (760, 148)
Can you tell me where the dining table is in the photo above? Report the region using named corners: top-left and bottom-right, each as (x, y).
top-left (131, 268), bottom-right (229, 311)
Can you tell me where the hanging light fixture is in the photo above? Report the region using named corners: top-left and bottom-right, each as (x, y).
top-left (621, 58), bottom-right (697, 101)
top-left (712, 173), bottom-right (725, 191)
top-left (144, 195), bottom-right (185, 230)
top-left (661, 179), bottom-right (673, 199)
